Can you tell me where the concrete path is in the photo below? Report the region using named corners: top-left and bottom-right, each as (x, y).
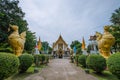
top-left (25, 59), bottom-right (98, 80)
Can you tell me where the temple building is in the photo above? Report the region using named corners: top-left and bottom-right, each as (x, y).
top-left (87, 35), bottom-right (99, 54)
top-left (52, 35), bottom-right (70, 58)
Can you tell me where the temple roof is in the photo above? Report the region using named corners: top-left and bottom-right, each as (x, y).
top-left (53, 35), bottom-right (68, 48)
top-left (89, 35), bottom-right (96, 41)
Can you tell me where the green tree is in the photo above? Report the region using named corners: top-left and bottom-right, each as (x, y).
top-left (41, 41), bottom-right (52, 54)
top-left (111, 8), bottom-right (120, 25)
top-left (24, 31), bottom-right (36, 53)
top-left (109, 25), bottom-right (120, 52)
top-left (0, 0), bottom-right (28, 42)
top-left (70, 40), bottom-right (82, 54)
top-left (0, 0), bottom-right (36, 53)
top-left (48, 46), bottom-right (53, 54)
top-left (41, 41), bottom-right (49, 54)
top-left (110, 8), bottom-right (120, 52)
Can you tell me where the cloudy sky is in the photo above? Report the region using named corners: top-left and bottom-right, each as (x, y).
top-left (19, 0), bottom-right (120, 46)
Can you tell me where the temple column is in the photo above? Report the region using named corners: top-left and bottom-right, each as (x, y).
top-left (57, 44), bottom-right (58, 50)
top-left (63, 44), bottom-right (64, 50)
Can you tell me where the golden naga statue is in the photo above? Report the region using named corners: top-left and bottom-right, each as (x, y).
top-left (96, 26), bottom-right (115, 58)
top-left (8, 25), bottom-right (26, 56)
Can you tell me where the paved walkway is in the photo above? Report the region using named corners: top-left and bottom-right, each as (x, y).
top-left (25, 59), bottom-right (98, 80)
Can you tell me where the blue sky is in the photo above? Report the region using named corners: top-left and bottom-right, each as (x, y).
top-left (19, 0), bottom-right (120, 46)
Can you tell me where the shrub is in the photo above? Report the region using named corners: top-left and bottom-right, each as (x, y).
top-left (34, 54), bottom-right (42, 66)
top-left (75, 54), bottom-right (79, 62)
top-left (0, 53), bottom-right (19, 80)
top-left (18, 54), bottom-right (34, 73)
top-left (40, 54), bottom-right (46, 64)
top-left (107, 53), bottom-right (120, 78)
top-left (34, 54), bottom-right (48, 65)
top-left (78, 55), bottom-right (87, 67)
top-left (74, 54), bottom-right (80, 66)
top-left (86, 54), bottom-right (106, 73)
top-left (45, 55), bottom-right (49, 63)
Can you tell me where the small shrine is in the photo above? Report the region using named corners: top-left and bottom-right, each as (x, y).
top-left (88, 35), bottom-right (99, 54)
top-left (52, 35), bottom-right (70, 58)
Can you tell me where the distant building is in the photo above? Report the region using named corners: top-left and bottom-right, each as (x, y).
top-left (52, 35), bottom-right (70, 58)
top-left (88, 35), bottom-right (99, 54)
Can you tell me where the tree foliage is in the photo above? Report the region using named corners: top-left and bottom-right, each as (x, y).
top-left (110, 8), bottom-right (120, 52)
top-left (70, 40), bottom-right (82, 54)
top-left (111, 8), bottom-right (120, 25)
top-left (41, 41), bottom-right (52, 54)
top-left (24, 31), bottom-right (36, 53)
top-left (0, 0), bottom-right (27, 41)
top-left (0, 0), bottom-right (36, 53)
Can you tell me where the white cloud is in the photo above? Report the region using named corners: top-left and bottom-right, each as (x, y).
top-left (19, 0), bottom-right (120, 46)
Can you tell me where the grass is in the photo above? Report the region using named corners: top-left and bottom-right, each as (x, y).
top-left (5, 65), bottom-right (46, 80)
top-left (89, 69), bottom-right (119, 80)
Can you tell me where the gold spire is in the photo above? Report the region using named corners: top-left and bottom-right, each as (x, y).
top-left (38, 37), bottom-right (42, 50)
top-left (82, 37), bottom-right (86, 50)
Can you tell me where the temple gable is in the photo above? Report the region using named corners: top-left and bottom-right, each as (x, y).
top-left (52, 35), bottom-right (69, 58)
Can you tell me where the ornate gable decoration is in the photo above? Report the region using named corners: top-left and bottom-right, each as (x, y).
top-left (53, 35), bottom-right (68, 48)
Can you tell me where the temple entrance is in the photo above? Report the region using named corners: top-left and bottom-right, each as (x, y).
top-left (58, 48), bottom-right (63, 58)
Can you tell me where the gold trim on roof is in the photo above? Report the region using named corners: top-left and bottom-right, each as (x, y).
top-left (53, 35), bottom-right (68, 48)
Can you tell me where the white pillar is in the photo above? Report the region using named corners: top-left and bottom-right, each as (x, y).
top-left (63, 44), bottom-right (64, 50)
top-left (57, 44), bottom-right (58, 50)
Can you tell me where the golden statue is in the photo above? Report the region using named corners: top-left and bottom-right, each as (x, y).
top-left (96, 26), bottom-right (115, 58)
top-left (8, 25), bottom-right (26, 56)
